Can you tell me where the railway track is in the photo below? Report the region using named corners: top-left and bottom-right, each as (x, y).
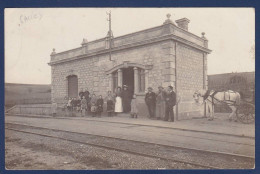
top-left (5, 122), bottom-right (255, 169)
top-left (6, 114), bottom-right (255, 139)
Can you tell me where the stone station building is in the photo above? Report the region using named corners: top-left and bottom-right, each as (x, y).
top-left (48, 14), bottom-right (211, 120)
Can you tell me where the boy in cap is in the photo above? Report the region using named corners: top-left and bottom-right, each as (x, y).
top-left (145, 87), bottom-right (156, 119)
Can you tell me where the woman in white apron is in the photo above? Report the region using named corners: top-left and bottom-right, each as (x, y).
top-left (114, 87), bottom-right (123, 114)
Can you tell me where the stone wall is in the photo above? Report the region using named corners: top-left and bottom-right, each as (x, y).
top-left (176, 43), bottom-right (205, 118)
top-left (51, 41), bottom-right (174, 105)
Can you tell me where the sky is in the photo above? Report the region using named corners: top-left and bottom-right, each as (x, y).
top-left (5, 8), bottom-right (255, 84)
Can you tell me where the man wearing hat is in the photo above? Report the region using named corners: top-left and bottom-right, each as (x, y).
top-left (145, 87), bottom-right (156, 119)
top-left (156, 86), bottom-right (166, 120)
top-left (122, 85), bottom-right (132, 113)
top-left (164, 86), bottom-right (176, 122)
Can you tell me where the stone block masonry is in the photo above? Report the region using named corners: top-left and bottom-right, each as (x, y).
top-left (176, 43), bottom-right (205, 118)
top-left (51, 42), bottom-right (167, 104)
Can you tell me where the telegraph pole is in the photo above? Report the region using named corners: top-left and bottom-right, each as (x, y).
top-left (107, 11), bottom-right (112, 61)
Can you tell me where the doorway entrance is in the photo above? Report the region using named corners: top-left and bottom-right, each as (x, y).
top-left (123, 67), bottom-right (134, 97)
top-left (67, 75), bottom-right (78, 98)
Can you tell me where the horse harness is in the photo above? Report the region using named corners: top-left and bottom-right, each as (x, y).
top-left (203, 90), bottom-right (218, 105)
top-left (203, 90), bottom-right (237, 106)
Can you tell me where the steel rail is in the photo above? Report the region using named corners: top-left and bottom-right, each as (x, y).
top-left (6, 127), bottom-right (220, 169)
top-left (6, 114), bottom-right (255, 139)
top-left (5, 117), bottom-right (255, 146)
top-left (6, 122), bottom-right (255, 160)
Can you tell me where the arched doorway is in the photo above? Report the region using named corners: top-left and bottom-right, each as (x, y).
top-left (107, 62), bottom-right (149, 94)
top-left (111, 67), bottom-right (145, 94)
top-left (67, 75), bottom-right (78, 98)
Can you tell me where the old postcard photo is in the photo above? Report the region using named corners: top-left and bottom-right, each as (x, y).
top-left (5, 8), bottom-right (255, 169)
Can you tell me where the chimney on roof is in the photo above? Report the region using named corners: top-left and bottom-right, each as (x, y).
top-left (175, 18), bottom-right (190, 31)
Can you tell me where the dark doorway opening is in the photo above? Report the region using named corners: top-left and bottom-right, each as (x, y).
top-left (67, 75), bottom-right (78, 98)
top-left (123, 67), bottom-right (134, 97)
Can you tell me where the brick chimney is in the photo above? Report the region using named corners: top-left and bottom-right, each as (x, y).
top-left (175, 18), bottom-right (190, 31)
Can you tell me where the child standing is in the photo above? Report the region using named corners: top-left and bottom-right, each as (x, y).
top-left (130, 94), bottom-right (138, 118)
top-left (96, 95), bottom-right (104, 117)
top-left (90, 94), bottom-right (97, 117)
top-left (71, 98), bottom-right (76, 111)
top-left (67, 97), bottom-right (72, 117)
top-left (106, 91), bottom-right (114, 117)
top-left (67, 98), bottom-right (72, 110)
top-left (81, 96), bottom-right (87, 117)
top-left (76, 97), bottom-right (81, 113)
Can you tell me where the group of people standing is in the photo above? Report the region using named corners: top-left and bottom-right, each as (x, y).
top-left (145, 85), bottom-right (176, 122)
top-left (108, 85), bottom-right (176, 121)
top-left (65, 85), bottom-right (134, 117)
top-left (64, 85), bottom-right (176, 122)
top-left (113, 85), bottom-right (138, 118)
top-left (66, 89), bottom-right (104, 117)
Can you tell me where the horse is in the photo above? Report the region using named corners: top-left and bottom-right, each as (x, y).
top-left (193, 89), bottom-right (241, 121)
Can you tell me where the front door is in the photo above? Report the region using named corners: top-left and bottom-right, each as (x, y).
top-left (123, 67), bottom-right (134, 97)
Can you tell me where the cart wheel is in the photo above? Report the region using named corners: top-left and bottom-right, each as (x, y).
top-left (236, 103), bottom-right (255, 124)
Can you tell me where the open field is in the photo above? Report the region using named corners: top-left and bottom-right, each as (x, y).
top-left (5, 83), bottom-right (51, 109)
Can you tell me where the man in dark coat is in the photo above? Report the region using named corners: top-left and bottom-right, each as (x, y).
top-left (164, 86), bottom-right (176, 122)
top-left (83, 88), bottom-right (90, 101)
top-left (122, 85), bottom-right (132, 113)
top-left (145, 87), bottom-right (156, 119)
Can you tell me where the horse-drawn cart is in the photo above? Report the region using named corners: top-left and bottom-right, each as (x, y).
top-left (236, 100), bottom-right (255, 124)
top-left (193, 89), bottom-right (255, 124)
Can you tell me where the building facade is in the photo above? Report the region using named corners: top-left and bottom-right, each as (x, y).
top-left (48, 14), bottom-right (211, 120)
